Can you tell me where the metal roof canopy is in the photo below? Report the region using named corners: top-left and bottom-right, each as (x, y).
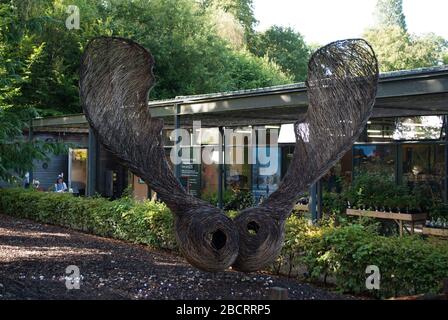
top-left (32, 66), bottom-right (448, 130)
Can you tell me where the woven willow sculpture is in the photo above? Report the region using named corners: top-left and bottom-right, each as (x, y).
top-left (80, 37), bottom-right (378, 272)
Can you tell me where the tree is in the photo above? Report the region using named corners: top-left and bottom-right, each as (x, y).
top-left (375, 0), bottom-right (407, 31)
top-left (444, 52), bottom-right (448, 65)
top-left (366, 0), bottom-right (447, 72)
top-left (209, 8), bottom-right (245, 49)
top-left (0, 0), bottom-right (290, 109)
top-left (252, 26), bottom-right (310, 82)
top-left (1, 0), bottom-right (290, 182)
top-left (200, 0), bottom-right (257, 43)
top-left (364, 26), bottom-right (447, 72)
top-left (0, 1), bottom-right (65, 182)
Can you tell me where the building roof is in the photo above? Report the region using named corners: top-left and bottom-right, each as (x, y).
top-left (32, 65), bottom-right (448, 130)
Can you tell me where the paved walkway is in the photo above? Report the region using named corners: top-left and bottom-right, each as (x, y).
top-left (0, 214), bottom-right (350, 300)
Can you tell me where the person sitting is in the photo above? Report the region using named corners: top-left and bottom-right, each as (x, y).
top-left (54, 176), bottom-right (68, 193)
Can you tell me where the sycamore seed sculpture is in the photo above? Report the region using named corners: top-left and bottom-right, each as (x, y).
top-left (80, 37), bottom-right (378, 272)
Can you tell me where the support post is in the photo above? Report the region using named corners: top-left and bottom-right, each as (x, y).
top-left (28, 119), bottom-right (34, 185)
top-left (218, 126), bottom-right (224, 209)
top-left (317, 179), bottom-right (323, 220)
top-left (396, 143), bottom-right (403, 185)
top-left (310, 182), bottom-right (318, 223)
top-left (444, 115), bottom-right (448, 202)
top-left (87, 127), bottom-right (98, 196)
top-left (174, 103), bottom-right (181, 181)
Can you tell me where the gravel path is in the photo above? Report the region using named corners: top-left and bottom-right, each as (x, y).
top-left (0, 214), bottom-right (351, 300)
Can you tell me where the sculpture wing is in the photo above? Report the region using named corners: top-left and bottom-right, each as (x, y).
top-left (79, 36), bottom-right (195, 212)
top-left (232, 39), bottom-right (379, 272)
top-left (263, 39), bottom-right (379, 216)
top-left (80, 37), bottom-right (239, 272)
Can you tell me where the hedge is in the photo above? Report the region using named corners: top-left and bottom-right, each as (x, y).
top-left (276, 215), bottom-right (448, 298)
top-left (1, 188), bottom-right (447, 298)
top-left (0, 188), bottom-right (176, 250)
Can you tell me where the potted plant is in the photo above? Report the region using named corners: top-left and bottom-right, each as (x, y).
top-left (374, 194), bottom-right (385, 212)
top-left (384, 197), bottom-right (395, 213)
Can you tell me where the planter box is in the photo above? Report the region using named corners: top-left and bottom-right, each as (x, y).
top-left (422, 227), bottom-right (448, 237)
top-left (346, 209), bottom-right (427, 237)
top-left (346, 209), bottom-right (427, 222)
top-left (295, 204), bottom-right (309, 212)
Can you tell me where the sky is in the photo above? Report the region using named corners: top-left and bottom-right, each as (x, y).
top-left (253, 0), bottom-right (448, 45)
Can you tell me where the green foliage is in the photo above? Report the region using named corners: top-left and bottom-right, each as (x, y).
top-left (1, 188), bottom-right (448, 298)
top-left (374, 0), bottom-right (407, 31)
top-left (344, 172), bottom-right (419, 212)
top-left (0, 0), bottom-right (291, 181)
top-left (0, 188), bottom-right (176, 249)
top-left (0, 0), bottom-right (290, 115)
top-left (366, 0), bottom-right (447, 72)
top-left (200, 0), bottom-right (257, 44)
top-left (272, 214), bottom-right (335, 276)
top-left (274, 215), bottom-right (448, 298)
top-left (202, 188), bottom-right (254, 210)
top-left (430, 202), bottom-right (448, 221)
top-left (322, 191), bottom-right (346, 216)
top-left (364, 26), bottom-right (447, 72)
top-left (202, 189), bottom-right (234, 207)
top-left (224, 188), bottom-right (254, 210)
top-left (251, 26), bottom-right (310, 82)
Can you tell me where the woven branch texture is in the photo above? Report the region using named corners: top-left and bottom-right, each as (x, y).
top-left (79, 37), bottom-right (238, 272)
top-left (233, 39), bottom-right (379, 272)
top-left (80, 37), bottom-right (378, 273)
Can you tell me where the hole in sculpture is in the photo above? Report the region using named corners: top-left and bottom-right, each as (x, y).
top-left (210, 229), bottom-right (226, 251)
top-left (247, 221), bottom-right (260, 236)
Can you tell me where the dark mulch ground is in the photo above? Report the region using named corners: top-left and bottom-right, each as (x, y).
top-left (0, 214), bottom-right (352, 300)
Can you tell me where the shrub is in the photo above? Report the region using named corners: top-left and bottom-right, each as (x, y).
top-left (322, 191), bottom-right (346, 216)
top-left (271, 214), bottom-right (335, 277)
top-left (1, 188), bottom-right (447, 298)
top-left (0, 188), bottom-right (177, 250)
top-left (202, 189), bottom-right (254, 210)
top-left (301, 223), bottom-right (448, 298)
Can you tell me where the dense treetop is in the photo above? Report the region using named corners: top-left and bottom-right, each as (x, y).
top-left (0, 0), bottom-right (447, 181)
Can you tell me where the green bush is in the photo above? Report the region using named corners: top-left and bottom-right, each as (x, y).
top-left (202, 189), bottom-right (254, 210)
top-left (0, 188), bottom-right (177, 250)
top-left (300, 222), bottom-right (448, 298)
top-left (322, 191), bottom-right (346, 216)
top-left (1, 188), bottom-right (447, 298)
top-left (345, 172), bottom-right (414, 211)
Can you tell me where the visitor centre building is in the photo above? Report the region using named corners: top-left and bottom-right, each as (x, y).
top-left (21, 66), bottom-right (448, 217)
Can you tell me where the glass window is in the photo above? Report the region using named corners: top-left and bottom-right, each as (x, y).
top-left (280, 145), bottom-right (295, 178)
top-left (69, 148), bottom-right (87, 195)
top-left (366, 118), bottom-right (395, 142)
top-left (402, 143), bottom-right (445, 199)
top-left (200, 128), bottom-right (220, 145)
top-left (251, 146), bottom-right (281, 204)
top-left (225, 127), bottom-right (252, 191)
top-left (353, 144), bottom-right (396, 177)
top-left (201, 145), bottom-right (219, 196)
top-left (364, 116), bottom-right (444, 142)
top-left (162, 129), bottom-right (174, 147)
top-left (393, 116), bottom-right (443, 140)
top-left (225, 158), bottom-right (251, 191)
